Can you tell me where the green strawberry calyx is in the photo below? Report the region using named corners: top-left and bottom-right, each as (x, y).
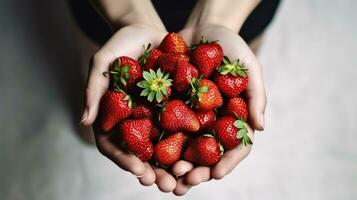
top-left (190, 37), bottom-right (218, 49)
top-left (233, 119), bottom-right (253, 147)
top-left (113, 87), bottom-right (133, 109)
top-left (109, 59), bottom-right (132, 87)
top-left (188, 75), bottom-right (208, 107)
top-left (138, 43), bottom-right (152, 66)
top-left (137, 69), bottom-right (172, 103)
top-left (217, 56), bottom-right (248, 77)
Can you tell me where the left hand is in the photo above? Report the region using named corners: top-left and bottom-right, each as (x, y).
top-left (171, 24), bottom-right (266, 196)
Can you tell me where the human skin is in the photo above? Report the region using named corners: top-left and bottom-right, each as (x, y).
top-left (80, 0), bottom-right (266, 195)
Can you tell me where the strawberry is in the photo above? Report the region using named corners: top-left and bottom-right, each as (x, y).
top-left (160, 100), bottom-right (200, 132)
top-left (100, 89), bottom-right (132, 132)
top-left (191, 39), bottom-right (223, 78)
top-left (215, 56), bottom-right (248, 98)
top-left (150, 125), bottom-right (161, 142)
top-left (214, 116), bottom-right (252, 150)
top-left (110, 56), bottom-right (142, 91)
top-left (173, 60), bottom-right (199, 92)
top-left (159, 32), bottom-right (188, 55)
top-left (139, 44), bottom-right (162, 71)
top-left (155, 53), bottom-right (189, 74)
top-left (131, 103), bottom-right (154, 120)
top-left (195, 110), bottom-right (216, 132)
top-left (137, 69), bottom-right (172, 104)
top-left (155, 132), bottom-right (186, 166)
top-left (120, 118), bottom-right (154, 161)
top-left (223, 97), bottom-right (248, 121)
top-left (189, 78), bottom-right (223, 111)
top-left (183, 135), bottom-right (221, 166)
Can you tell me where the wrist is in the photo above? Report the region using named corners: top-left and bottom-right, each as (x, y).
top-left (187, 0), bottom-right (261, 32)
top-left (91, 0), bottom-right (165, 31)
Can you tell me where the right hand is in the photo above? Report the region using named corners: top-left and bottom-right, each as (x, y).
top-left (80, 24), bottom-right (182, 192)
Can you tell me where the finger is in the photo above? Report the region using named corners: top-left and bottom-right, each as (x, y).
top-left (138, 163), bottom-right (156, 186)
top-left (173, 177), bottom-right (192, 196)
top-left (94, 127), bottom-right (146, 177)
top-left (223, 36), bottom-right (266, 131)
top-left (211, 125), bottom-right (254, 179)
top-left (80, 25), bottom-right (166, 126)
top-left (185, 166), bottom-right (211, 186)
top-left (179, 28), bottom-right (195, 45)
top-left (202, 26), bottom-right (267, 131)
top-left (153, 167), bottom-right (177, 192)
top-left (171, 160), bottom-right (194, 176)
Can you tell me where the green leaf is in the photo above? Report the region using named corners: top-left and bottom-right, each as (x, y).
top-left (121, 65), bottom-right (131, 72)
top-left (148, 91), bottom-right (155, 102)
top-left (162, 87), bottom-right (168, 96)
top-left (163, 73), bottom-right (170, 80)
top-left (150, 69), bottom-right (156, 78)
top-left (156, 91), bottom-right (163, 103)
top-left (127, 99), bottom-right (133, 108)
top-left (140, 88), bottom-right (150, 96)
top-left (122, 73), bottom-right (131, 79)
top-left (244, 135), bottom-right (253, 145)
top-left (199, 86), bottom-right (209, 93)
top-left (234, 120), bottom-right (245, 129)
top-left (157, 69), bottom-right (163, 79)
top-left (236, 129), bottom-right (247, 139)
top-left (120, 77), bottom-right (127, 86)
top-left (223, 56), bottom-right (230, 64)
top-left (143, 71), bottom-right (151, 81)
top-left (137, 81), bottom-right (147, 88)
top-left (231, 70), bottom-right (238, 76)
top-left (123, 94), bottom-right (130, 100)
top-left (237, 70), bottom-right (247, 77)
top-left (163, 82), bottom-right (172, 87)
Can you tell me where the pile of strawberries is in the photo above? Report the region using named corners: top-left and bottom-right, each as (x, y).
top-left (100, 33), bottom-right (252, 168)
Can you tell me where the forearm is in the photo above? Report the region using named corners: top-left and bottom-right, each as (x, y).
top-left (90, 0), bottom-right (165, 31)
top-left (185, 0), bottom-right (261, 32)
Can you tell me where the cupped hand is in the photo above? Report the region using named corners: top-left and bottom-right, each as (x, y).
top-left (80, 24), bottom-right (179, 192)
top-left (171, 24), bottom-right (267, 195)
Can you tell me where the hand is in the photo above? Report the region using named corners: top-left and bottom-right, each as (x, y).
top-left (170, 24), bottom-right (266, 195)
top-left (80, 24), bottom-right (181, 192)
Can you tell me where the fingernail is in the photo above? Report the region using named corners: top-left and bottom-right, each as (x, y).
top-left (80, 107), bottom-right (89, 124)
top-left (135, 174), bottom-right (145, 178)
top-left (260, 114), bottom-right (265, 130)
top-left (173, 172), bottom-right (185, 177)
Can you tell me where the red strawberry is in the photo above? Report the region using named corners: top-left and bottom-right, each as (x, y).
top-left (137, 69), bottom-right (172, 104)
top-left (195, 110), bottom-right (216, 132)
top-left (191, 39), bottom-right (223, 78)
top-left (190, 78), bottom-right (223, 111)
top-left (215, 56), bottom-right (248, 98)
top-left (159, 32), bottom-right (188, 54)
top-left (120, 118), bottom-right (154, 161)
top-left (100, 90), bottom-right (132, 132)
top-left (131, 103), bottom-right (154, 120)
top-left (183, 135), bottom-right (221, 166)
top-left (214, 116), bottom-right (252, 150)
top-left (156, 53), bottom-right (189, 74)
top-left (155, 132), bottom-right (186, 166)
top-left (110, 56), bottom-right (142, 91)
top-left (150, 125), bottom-right (161, 142)
top-left (160, 100), bottom-right (200, 132)
top-left (139, 44), bottom-right (162, 71)
top-left (223, 97), bottom-right (248, 121)
top-left (173, 60), bottom-right (199, 92)
top-left (136, 145), bottom-right (155, 161)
